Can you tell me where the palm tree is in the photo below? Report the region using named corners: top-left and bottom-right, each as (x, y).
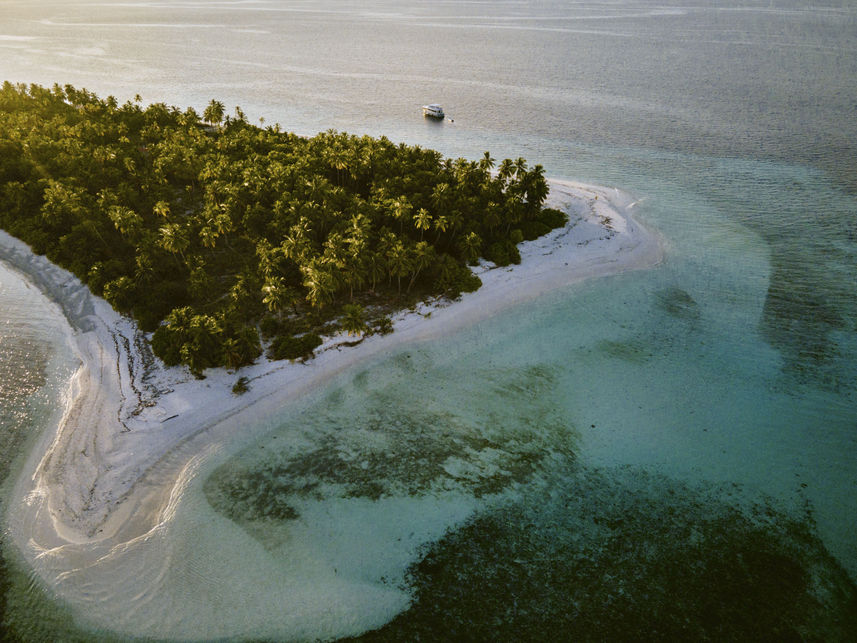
top-left (341, 303), bottom-right (366, 336)
top-left (328, 146), bottom-right (350, 187)
top-left (255, 239), bottom-right (276, 279)
top-left (301, 259), bottom-right (337, 308)
top-left (182, 312), bottom-right (222, 377)
top-left (413, 207), bottom-right (432, 240)
top-left (108, 205), bottom-right (142, 239)
top-left (524, 164), bottom-right (549, 213)
top-left (446, 207), bottom-right (464, 238)
top-left (153, 200), bottom-right (171, 219)
top-left (483, 201), bottom-right (502, 231)
top-left (134, 242), bottom-right (157, 284)
top-left (222, 337), bottom-right (243, 371)
top-left (479, 151), bottom-right (495, 173)
top-left (203, 100), bottom-right (225, 128)
top-left (452, 158), bottom-right (472, 190)
top-left (198, 217), bottom-right (220, 249)
top-left (407, 241), bottom-right (435, 292)
top-left (431, 182), bottom-right (451, 214)
top-left (39, 179), bottom-right (84, 226)
top-left (390, 196), bottom-right (412, 234)
top-left (262, 276), bottom-right (288, 317)
top-left (367, 253), bottom-right (386, 292)
top-left (342, 220), bottom-right (369, 299)
top-left (305, 175), bottom-right (332, 206)
top-left (462, 231), bottom-right (483, 264)
top-left (158, 223), bottom-right (189, 262)
top-left (323, 231), bottom-right (349, 271)
top-left (497, 158), bottom-right (515, 185)
top-left (282, 219), bottom-right (314, 262)
top-left (503, 192), bottom-right (525, 234)
top-left (386, 239), bottom-right (412, 293)
top-left (433, 214), bottom-right (448, 243)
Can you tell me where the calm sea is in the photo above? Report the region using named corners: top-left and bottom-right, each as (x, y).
top-left (1, 0), bottom-right (856, 639)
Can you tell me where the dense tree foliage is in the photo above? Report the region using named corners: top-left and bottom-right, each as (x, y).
top-left (0, 82), bottom-right (565, 374)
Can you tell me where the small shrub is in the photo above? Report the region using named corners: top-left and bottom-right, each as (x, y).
top-left (458, 270), bottom-right (482, 293)
top-left (260, 315), bottom-right (311, 339)
top-left (539, 207), bottom-right (568, 229)
top-left (342, 303), bottom-right (367, 336)
top-left (520, 220), bottom-right (551, 241)
top-left (152, 324), bottom-right (182, 366)
top-left (267, 332), bottom-right (323, 361)
top-left (372, 316), bottom-right (394, 335)
top-left (133, 305), bottom-right (164, 334)
top-left (259, 315), bottom-right (282, 339)
top-left (485, 240), bottom-right (521, 267)
top-left (232, 376), bottom-right (249, 395)
top-left (102, 276), bottom-right (136, 312)
top-left (437, 256), bottom-right (482, 296)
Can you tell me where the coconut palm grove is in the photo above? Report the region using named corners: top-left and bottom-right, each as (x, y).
top-left (0, 82), bottom-right (565, 375)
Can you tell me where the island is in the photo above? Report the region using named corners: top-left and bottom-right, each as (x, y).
top-left (0, 82), bottom-right (662, 639)
top-left (0, 82), bottom-right (574, 375)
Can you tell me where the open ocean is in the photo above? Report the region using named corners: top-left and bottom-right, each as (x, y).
top-left (1, 1), bottom-right (856, 639)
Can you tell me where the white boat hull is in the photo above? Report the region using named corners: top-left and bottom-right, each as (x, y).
top-left (422, 104), bottom-right (445, 119)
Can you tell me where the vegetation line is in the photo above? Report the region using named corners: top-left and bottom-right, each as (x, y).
top-left (0, 82), bottom-right (566, 375)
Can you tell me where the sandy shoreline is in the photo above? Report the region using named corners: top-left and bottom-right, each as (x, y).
top-left (2, 179), bottom-right (662, 636)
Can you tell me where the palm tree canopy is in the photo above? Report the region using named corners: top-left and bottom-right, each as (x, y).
top-left (0, 82), bottom-right (565, 372)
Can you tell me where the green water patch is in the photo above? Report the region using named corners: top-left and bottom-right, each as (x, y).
top-left (0, 555), bottom-right (123, 643)
top-left (655, 286), bottom-right (701, 323)
top-left (2, 457), bottom-right (128, 643)
top-left (0, 340), bottom-right (49, 641)
top-left (350, 465), bottom-right (857, 641)
top-left (206, 406), bottom-right (575, 529)
top-left (693, 158), bottom-right (857, 396)
top-left (588, 147), bottom-right (857, 397)
top-left (596, 339), bottom-right (653, 364)
top-left (205, 360), bottom-right (578, 540)
top-left (594, 286), bottom-right (702, 366)
top-left (485, 363), bottom-right (557, 399)
top-left (0, 530), bottom-right (8, 642)
top-left (763, 266), bottom-right (855, 394)
top-left (0, 341), bottom-right (48, 479)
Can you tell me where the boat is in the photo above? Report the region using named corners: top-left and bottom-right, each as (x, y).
top-left (422, 103), bottom-right (445, 119)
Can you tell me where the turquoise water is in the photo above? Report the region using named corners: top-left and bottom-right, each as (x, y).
top-left (201, 148), bottom-right (857, 638)
top-left (2, 0), bottom-right (857, 639)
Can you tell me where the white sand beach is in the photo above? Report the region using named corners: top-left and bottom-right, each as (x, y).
top-left (2, 180), bottom-right (662, 639)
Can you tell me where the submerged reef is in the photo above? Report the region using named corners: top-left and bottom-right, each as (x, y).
top-left (205, 359), bottom-right (575, 532)
top-left (655, 286), bottom-right (701, 322)
top-left (206, 407), bottom-right (573, 528)
top-left (349, 466), bottom-right (857, 641)
top-left (205, 352), bottom-right (856, 640)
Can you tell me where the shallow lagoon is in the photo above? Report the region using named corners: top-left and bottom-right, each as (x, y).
top-left (174, 144), bottom-right (856, 638)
